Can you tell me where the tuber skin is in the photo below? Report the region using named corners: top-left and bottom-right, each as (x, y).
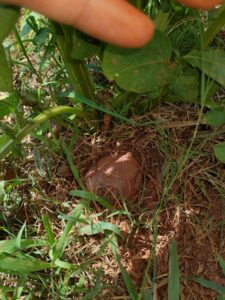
top-left (85, 152), bottom-right (142, 199)
top-left (0, 0), bottom-right (224, 48)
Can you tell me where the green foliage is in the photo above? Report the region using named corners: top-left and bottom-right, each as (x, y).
top-left (0, 44), bottom-right (14, 93)
top-left (103, 30), bottom-right (172, 93)
top-left (71, 30), bottom-right (102, 60)
top-left (191, 277), bottom-right (225, 295)
top-left (214, 142), bottom-right (225, 163)
top-left (205, 108), bottom-right (225, 126)
top-left (168, 62), bottom-right (200, 103)
top-left (1, 2), bottom-right (225, 298)
top-left (190, 255), bottom-right (225, 298)
top-left (79, 221), bottom-right (121, 237)
top-left (168, 239), bottom-right (180, 300)
top-left (184, 49), bottom-right (225, 87)
top-left (0, 4), bottom-right (19, 43)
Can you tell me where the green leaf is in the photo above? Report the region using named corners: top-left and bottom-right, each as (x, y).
top-left (103, 30), bottom-right (172, 93)
top-left (214, 142), bottom-right (225, 163)
top-left (33, 27), bottom-right (50, 51)
top-left (0, 5), bottom-right (19, 42)
top-left (80, 222), bottom-right (121, 237)
top-left (0, 255), bottom-right (52, 274)
top-left (143, 289), bottom-right (153, 300)
top-left (0, 44), bottom-right (14, 93)
top-left (42, 215), bottom-right (55, 246)
top-left (0, 239), bottom-right (48, 254)
top-left (217, 294), bottom-right (225, 300)
top-left (191, 277), bottom-right (225, 294)
top-left (169, 62), bottom-right (200, 103)
top-left (0, 92), bottom-right (19, 118)
top-left (13, 275), bottom-right (26, 299)
top-left (205, 109), bottom-right (225, 127)
top-left (69, 190), bottom-right (114, 210)
top-left (109, 235), bottom-right (138, 300)
top-left (184, 49), bottom-right (225, 87)
top-left (0, 106), bottom-right (79, 159)
top-left (168, 239), bottom-right (180, 300)
top-left (16, 222), bottom-right (26, 249)
top-left (202, 4), bottom-right (225, 48)
top-left (71, 30), bottom-right (101, 60)
top-left (53, 203), bottom-right (84, 261)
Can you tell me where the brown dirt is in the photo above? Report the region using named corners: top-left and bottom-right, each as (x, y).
top-left (1, 104), bottom-right (225, 299)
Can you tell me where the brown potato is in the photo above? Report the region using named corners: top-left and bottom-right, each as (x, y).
top-left (85, 152), bottom-right (142, 199)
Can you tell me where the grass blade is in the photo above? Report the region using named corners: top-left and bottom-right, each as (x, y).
top-left (0, 239), bottom-right (47, 254)
top-left (53, 203), bottom-right (84, 261)
top-left (168, 239), bottom-right (180, 300)
top-left (0, 255), bottom-right (52, 274)
top-left (79, 221), bottom-right (121, 237)
top-left (191, 277), bottom-right (225, 294)
top-left (70, 190), bottom-right (114, 210)
top-left (61, 139), bottom-right (84, 189)
top-left (218, 255), bottom-right (225, 275)
top-left (16, 222), bottom-right (26, 249)
top-left (109, 235), bottom-right (138, 300)
top-left (42, 214), bottom-right (55, 246)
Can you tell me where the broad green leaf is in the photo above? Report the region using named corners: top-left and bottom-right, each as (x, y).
top-left (217, 294), bottom-right (225, 300)
top-left (0, 255), bottom-right (52, 273)
top-left (191, 277), bottom-right (225, 294)
top-left (33, 27), bottom-right (50, 52)
top-left (205, 109), bottom-right (225, 127)
top-left (169, 62), bottom-right (200, 103)
top-left (184, 49), bottom-right (225, 87)
top-left (168, 239), bottom-right (180, 300)
top-left (103, 30), bottom-right (172, 93)
top-left (0, 5), bottom-right (19, 42)
top-left (0, 44), bottom-right (13, 93)
top-left (79, 221), bottom-right (121, 237)
top-left (71, 30), bottom-right (101, 60)
top-left (214, 142), bottom-right (225, 163)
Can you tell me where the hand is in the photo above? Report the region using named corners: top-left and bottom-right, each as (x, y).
top-left (0, 0), bottom-right (223, 47)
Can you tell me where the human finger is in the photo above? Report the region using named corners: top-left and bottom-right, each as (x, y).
top-left (1, 0), bottom-right (154, 48)
top-left (176, 0), bottom-right (223, 10)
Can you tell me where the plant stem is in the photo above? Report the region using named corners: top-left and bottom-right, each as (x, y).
top-left (51, 23), bottom-right (95, 100)
top-left (202, 3), bottom-right (225, 48)
top-left (13, 27), bottom-right (42, 83)
top-left (0, 106), bottom-right (82, 158)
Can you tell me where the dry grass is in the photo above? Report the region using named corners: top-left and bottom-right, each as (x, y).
top-left (1, 103), bottom-right (225, 299)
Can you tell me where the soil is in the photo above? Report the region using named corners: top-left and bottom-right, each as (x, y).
top-left (1, 104), bottom-right (225, 299)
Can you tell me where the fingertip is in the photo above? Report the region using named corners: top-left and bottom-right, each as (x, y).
top-left (177, 0), bottom-right (223, 10)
